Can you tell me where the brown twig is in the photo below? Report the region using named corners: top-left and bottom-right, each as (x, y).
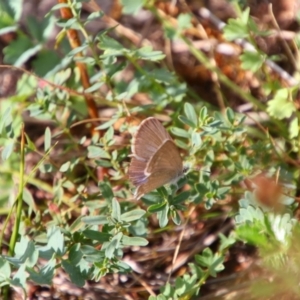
top-left (198, 7), bottom-right (299, 87)
top-left (58, 0), bottom-right (99, 132)
top-left (268, 4), bottom-right (298, 71)
top-left (0, 65), bottom-right (112, 106)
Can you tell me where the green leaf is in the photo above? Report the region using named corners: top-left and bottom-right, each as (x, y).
top-left (240, 51), bottom-right (265, 72)
top-left (11, 263), bottom-right (27, 289)
top-left (68, 44), bottom-right (88, 57)
top-left (173, 191), bottom-right (190, 204)
top-left (69, 216), bottom-right (84, 232)
top-left (267, 88), bottom-right (296, 119)
top-left (217, 186), bottom-right (231, 199)
top-left (105, 232), bottom-right (123, 259)
top-left (47, 227), bottom-right (64, 255)
top-left (241, 7), bottom-right (250, 24)
top-left (178, 115), bottom-right (196, 128)
top-left (208, 255), bottom-right (224, 277)
top-left (99, 181), bottom-right (114, 202)
top-left (13, 237), bottom-right (38, 267)
top-left (219, 233), bottom-right (236, 252)
top-left (157, 204), bottom-right (169, 228)
top-left (50, 3), bottom-right (69, 11)
top-left (99, 35), bottom-right (123, 51)
top-left (27, 15), bottom-right (53, 42)
top-left (69, 244), bottom-right (82, 264)
top-left (175, 277), bottom-right (186, 295)
top-left (184, 102), bottom-right (197, 127)
top-left (120, 209), bottom-right (146, 222)
top-left (289, 117), bottom-right (299, 139)
top-left (82, 230), bottom-right (110, 243)
top-left (0, 257), bottom-right (11, 280)
top-left (178, 13), bottom-right (192, 30)
top-left (236, 223), bottom-right (269, 246)
top-left (147, 68), bottom-right (174, 83)
top-left (191, 131), bottom-right (202, 149)
top-left (39, 163), bottom-right (55, 173)
top-left (0, 106), bottom-right (12, 133)
top-left (153, 295), bottom-right (167, 300)
top-left (28, 258), bottom-right (55, 285)
top-left (148, 201), bottom-right (167, 213)
top-left (82, 215), bottom-right (108, 225)
top-left (111, 198), bottom-right (121, 222)
top-left (121, 235), bottom-right (148, 246)
top-left (171, 209), bottom-right (181, 225)
top-left (86, 11), bottom-right (104, 22)
top-left (84, 82), bottom-right (104, 93)
top-left (226, 107), bottom-right (235, 124)
top-left (103, 126), bottom-right (114, 143)
top-left (23, 188), bottom-right (37, 214)
top-left (171, 127), bottom-right (190, 138)
top-left (44, 127), bottom-right (51, 151)
top-left (95, 160), bottom-right (112, 168)
top-left (199, 106), bottom-right (208, 121)
top-left (4, 0), bottom-right (22, 21)
top-left (87, 145), bottom-right (111, 159)
top-left (223, 18), bottom-right (248, 41)
top-left (163, 24), bottom-right (177, 40)
top-left (77, 258), bottom-right (90, 275)
top-left (1, 141), bottom-right (14, 160)
top-left (95, 118), bottom-right (118, 130)
top-left (62, 260), bottom-right (86, 287)
top-left (24, 129), bottom-right (37, 151)
top-left (195, 248), bottom-right (213, 267)
top-left (195, 249), bottom-right (225, 278)
top-left (73, 55), bottom-right (94, 67)
top-left (57, 17), bottom-right (80, 30)
top-left (3, 36), bottom-right (33, 65)
top-left (59, 161), bottom-right (70, 172)
top-left (135, 47), bottom-right (165, 61)
top-left (175, 138), bottom-right (189, 150)
top-left (121, 0), bottom-right (145, 15)
top-left (81, 245), bottom-right (105, 261)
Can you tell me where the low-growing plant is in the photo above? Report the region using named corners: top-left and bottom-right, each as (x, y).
top-left (1, 0), bottom-right (300, 299)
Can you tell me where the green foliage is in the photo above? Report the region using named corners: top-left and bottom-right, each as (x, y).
top-left (1, 1), bottom-right (300, 299)
top-left (267, 88), bottom-right (296, 119)
top-left (240, 51), bottom-right (266, 72)
top-left (153, 237), bottom-right (233, 300)
top-left (223, 8), bottom-right (251, 40)
top-left (234, 190), bottom-right (300, 299)
top-left (121, 0), bottom-right (146, 15)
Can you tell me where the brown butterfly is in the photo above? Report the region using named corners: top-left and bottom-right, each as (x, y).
top-left (128, 117), bottom-right (184, 199)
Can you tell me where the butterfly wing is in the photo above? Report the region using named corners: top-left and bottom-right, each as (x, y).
top-left (131, 117), bottom-right (172, 161)
top-left (128, 156), bottom-right (148, 187)
top-left (130, 141), bottom-right (183, 199)
top-left (146, 140), bottom-right (183, 175)
top-left (129, 117), bottom-right (184, 199)
top-left (134, 169), bottom-right (180, 200)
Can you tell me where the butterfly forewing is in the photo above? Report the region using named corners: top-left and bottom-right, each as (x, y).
top-left (132, 117), bottom-right (172, 160)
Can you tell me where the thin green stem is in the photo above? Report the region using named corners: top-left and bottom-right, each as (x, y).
top-left (9, 124), bottom-right (25, 255)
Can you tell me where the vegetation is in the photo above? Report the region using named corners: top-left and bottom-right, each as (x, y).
top-left (0, 0), bottom-right (300, 299)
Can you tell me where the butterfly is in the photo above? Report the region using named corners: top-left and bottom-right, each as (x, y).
top-left (128, 117), bottom-right (184, 199)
